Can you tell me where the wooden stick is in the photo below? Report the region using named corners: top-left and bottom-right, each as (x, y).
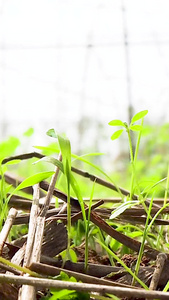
top-left (149, 253), bottom-right (167, 290)
top-left (19, 184), bottom-right (40, 300)
top-left (23, 184), bottom-right (40, 267)
top-left (32, 153), bottom-right (62, 263)
top-left (0, 208), bottom-right (17, 255)
top-left (29, 261), bottom-right (137, 289)
top-left (0, 274), bottom-right (169, 299)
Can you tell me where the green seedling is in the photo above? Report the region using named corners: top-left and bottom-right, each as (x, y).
top-left (109, 110), bottom-right (148, 199)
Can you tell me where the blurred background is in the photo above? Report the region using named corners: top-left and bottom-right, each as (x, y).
top-left (0, 0), bottom-right (169, 170)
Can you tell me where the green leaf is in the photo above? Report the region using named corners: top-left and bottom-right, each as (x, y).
top-left (40, 157), bottom-right (64, 173)
top-left (131, 110), bottom-right (148, 124)
top-left (46, 129), bottom-right (72, 178)
top-left (4, 159), bottom-right (21, 166)
top-left (70, 173), bottom-right (87, 224)
top-left (34, 145), bottom-right (59, 153)
top-left (129, 125), bottom-right (143, 131)
top-left (23, 127), bottom-right (34, 137)
top-left (110, 201), bottom-right (138, 220)
top-left (57, 134), bottom-right (71, 174)
top-left (40, 155), bottom-right (86, 223)
top-left (108, 119), bottom-right (125, 127)
top-left (46, 128), bottom-right (57, 138)
top-left (15, 171), bottom-right (54, 192)
top-left (72, 152), bottom-right (104, 158)
top-left (0, 136), bottom-right (20, 160)
top-left (50, 289), bottom-right (75, 300)
top-left (69, 249), bottom-right (78, 263)
top-left (111, 129), bottom-right (123, 140)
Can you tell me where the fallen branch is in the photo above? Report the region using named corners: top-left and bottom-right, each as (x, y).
top-left (29, 261), bottom-right (137, 289)
top-left (0, 274), bottom-right (169, 299)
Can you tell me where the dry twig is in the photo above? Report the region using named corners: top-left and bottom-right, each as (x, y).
top-left (0, 274), bottom-right (169, 299)
top-left (0, 208), bottom-right (17, 255)
top-left (149, 253), bottom-right (167, 290)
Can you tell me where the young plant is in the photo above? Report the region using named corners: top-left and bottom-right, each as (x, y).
top-left (46, 130), bottom-right (88, 262)
top-left (108, 110), bottom-right (148, 199)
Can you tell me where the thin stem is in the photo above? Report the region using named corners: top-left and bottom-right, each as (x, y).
top-left (134, 118), bottom-right (144, 164)
top-left (132, 192), bottom-right (154, 286)
top-left (64, 159), bottom-right (71, 262)
top-left (85, 181), bottom-right (95, 271)
top-left (126, 125), bottom-right (135, 199)
top-left (156, 165), bottom-right (169, 249)
top-left (127, 118), bottom-right (144, 199)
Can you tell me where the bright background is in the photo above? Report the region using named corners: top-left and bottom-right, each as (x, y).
top-left (0, 0), bottom-right (169, 165)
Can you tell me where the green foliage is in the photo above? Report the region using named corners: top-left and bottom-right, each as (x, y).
top-left (59, 248), bottom-right (77, 263)
top-left (110, 129), bottom-right (124, 141)
top-left (108, 110), bottom-right (148, 142)
top-left (130, 110), bottom-right (148, 123)
top-left (14, 171), bottom-right (54, 192)
top-left (47, 129), bottom-right (73, 259)
top-left (42, 272), bottom-right (89, 300)
top-left (110, 200), bottom-right (138, 220)
top-left (0, 136), bottom-right (21, 230)
top-left (0, 136), bottom-right (20, 162)
top-left (23, 127), bottom-right (34, 137)
top-left (108, 110), bottom-right (149, 198)
top-left (1, 113), bottom-right (169, 295)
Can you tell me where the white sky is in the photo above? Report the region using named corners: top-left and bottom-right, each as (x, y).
top-left (0, 0), bottom-right (169, 159)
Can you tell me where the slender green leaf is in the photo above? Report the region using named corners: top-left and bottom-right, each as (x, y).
top-left (39, 156), bottom-right (64, 173)
top-left (56, 133), bottom-right (72, 258)
top-left (110, 201), bottom-right (138, 220)
top-left (34, 146), bottom-right (103, 158)
top-left (72, 152), bottom-right (104, 158)
top-left (85, 181), bottom-right (95, 270)
top-left (111, 130), bottom-right (123, 140)
top-left (15, 171), bottom-right (54, 191)
top-left (71, 153), bottom-right (124, 200)
top-left (5, 159), bottom-right (21, 166)
top-left (108, 120), bottom-right (125, 127)
top-left (39, 156), bottom-right (87, 224)
top-left (70, 173), bottom-right (86, 223)
top-left (131, 110), bottom-right (148, 124)
top-left (129, 125), bottom-right (143, 131)
top-left (57, 134), bottom-right (71, 174)
top-left (34, 145), bottom-right (59, 153)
